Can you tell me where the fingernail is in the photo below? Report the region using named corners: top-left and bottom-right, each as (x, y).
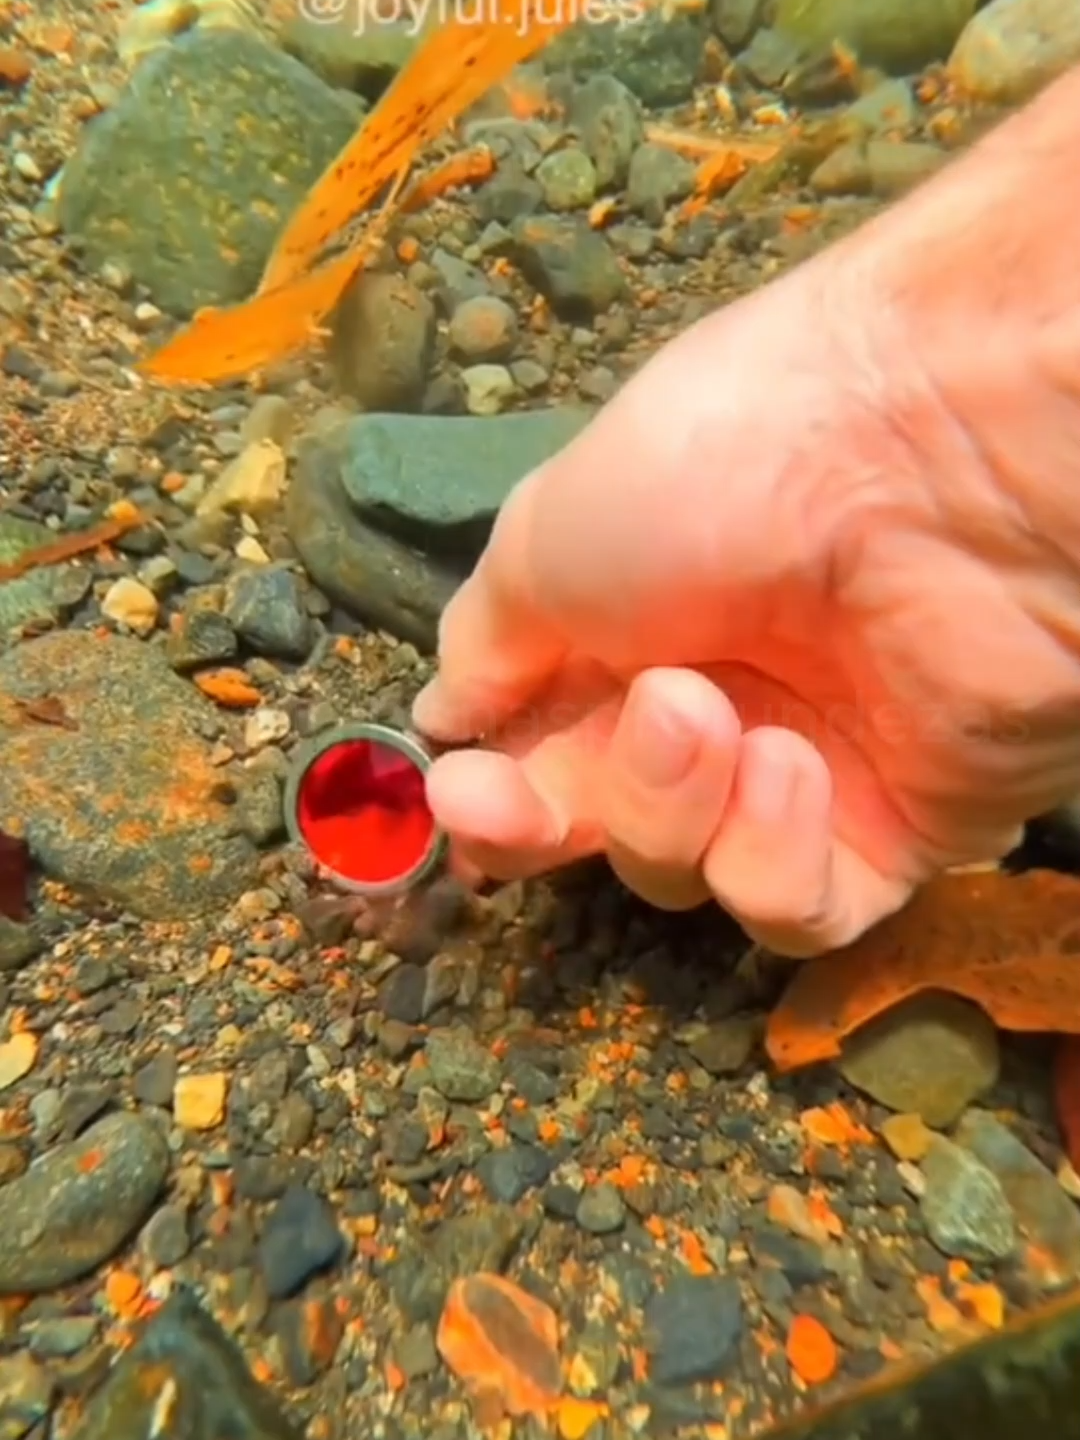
top-left (624, 692), bottom-right (701, 789)
top-left (411, 681), bottom-right (439, 727)
top-left (743, 751), bottom-right (798, 825)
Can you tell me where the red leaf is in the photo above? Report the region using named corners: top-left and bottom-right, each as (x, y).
top-left (0, 829), bottom-right (30, 922)
top-left (1054, 1038), bottom-right (1080, 1172)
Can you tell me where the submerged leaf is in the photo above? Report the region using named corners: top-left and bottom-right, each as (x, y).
top-left (437, 1272), bottom-right (562, 1419)
top-left (1055, 1038), bottom-right (1080, 1173)
top-left (137, 246), bottom-right (371, 384)
top-left (259, 0), bottom-right (576, 294)
top-left (141, 2), bottom-right (577, 384)
top-left (0, 510), bottom-right (146, 582)
top-left (766, 869), bottom-right (1080, 1072)
top-left (0, 829), bottom-right (30, 922)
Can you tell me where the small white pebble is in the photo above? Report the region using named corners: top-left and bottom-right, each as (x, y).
top-left (235, 535), bottom-right (270, 564)
top-left (133, 300), bottom-right (163, 329)
top-left (13, 152), bottom-right (42, 182)
top-left (898, 1160), bottom-right (927, 1197)
top-left (101, 577), bottom-right (158, 636)
top-left (243, 707), bottom-right (291, 750)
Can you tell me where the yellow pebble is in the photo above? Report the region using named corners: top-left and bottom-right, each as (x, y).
top-left (880, 1111), bottom-right (933, 1162)
top-left (174, 1072), bottom-right (227, 1130)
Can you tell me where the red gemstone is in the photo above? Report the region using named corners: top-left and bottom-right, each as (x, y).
top-left (294, 736), bottom-right (436, 887)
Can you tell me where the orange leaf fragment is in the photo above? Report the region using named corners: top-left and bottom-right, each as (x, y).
top-left (557, 1397), bottom-right (609, 1439)
top-left (785, 1314), bottom-right (837, 1385)
top-left (678, 1229), bottom-right (714, 1276)
top-left (104, 1269), bottom-right (143, 1318)
top-left (385, 1359), bottom-right (406, 1392)
top-left (1054, 1038), bottom-right (1080, 1172)
top-left (766, 870), bottom-right (1080, 1072)
top-left (436, 1272), bottom-right (562, 1419)
top-left (0, 510), bottom-right (147, 582)
top-left (399, 146), bottom-right (495, 214)
top-left (14, 694), bottom-right (76, 730)
top-left (497, 73), bottom-right (559, 122)
top-left (800, 1102), bottom-right (872, 1150)
top-left (193, 668), bottom-right (263, 709)
top-left (955, 1280), bottom-right (1005, 1331)
top-left (916, 1274), bottom-right (964, 1334)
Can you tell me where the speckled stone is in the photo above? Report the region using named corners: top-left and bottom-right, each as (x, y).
top-left (74, 1288), bottom-right (300, 1440)
top-left (56, 29), bottom-right (362, 315)
top-left (0, 1113), bottom-right (169, 1294)
top-left (0, 631), bottom-right (258, 917)
top-left (337, 408), bottom-right (592, 560)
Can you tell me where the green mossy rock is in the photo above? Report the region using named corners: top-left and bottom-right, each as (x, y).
top-left (775, 0), bottom-right (978, 73)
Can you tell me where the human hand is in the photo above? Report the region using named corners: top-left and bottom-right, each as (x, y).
top-left (411, 242), bottom-right (1080, 957)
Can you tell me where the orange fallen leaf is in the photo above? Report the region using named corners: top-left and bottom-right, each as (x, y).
top-left (785, 1314), bottom-right (837, 1385)
top-left (0, 511), bottom-right (147, 582)
top-left (436, 1272), bottom-right (562, 1419)
top-left (260, 4), bottom-right (575, 296)
top-left (644, 124), bottom-right (781, 163)
top-left (807, 1191), bottom-right (844, 1239)
top-left (192, 668), bottom-right (263, 709)
top-left (681, 149), bottom-right (755, 215)
top-left (137, 244), bottom-right (381, 385)
top-left (140, 2), bottom-right (591, 384)
top-left (385, 1359), bottom-right (406, 1392)
top-left (1054, 1038), bottom-right (1080, 1173)
top-left (766, 870), bottom-right (1080, 1072)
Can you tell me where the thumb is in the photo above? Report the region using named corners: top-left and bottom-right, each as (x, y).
top-left (412, 471), bottom-right (566, 742)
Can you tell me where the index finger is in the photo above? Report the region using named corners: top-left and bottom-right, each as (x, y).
top-left (412, 473), bottom-right (567, 742)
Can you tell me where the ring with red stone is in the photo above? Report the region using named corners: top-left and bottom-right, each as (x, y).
top-left (283, 722), bottom-right (446, 897)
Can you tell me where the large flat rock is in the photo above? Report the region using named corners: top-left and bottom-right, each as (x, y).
top-left (0, 631), bottom-right (258, 917)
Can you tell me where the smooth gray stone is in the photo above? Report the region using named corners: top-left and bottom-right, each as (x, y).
top-left (339, 408), bottom-right (593, 561)
top-left (287, 426), bottom-right (458, 652)
top-left (287, 409), bottom-right (594, 648)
